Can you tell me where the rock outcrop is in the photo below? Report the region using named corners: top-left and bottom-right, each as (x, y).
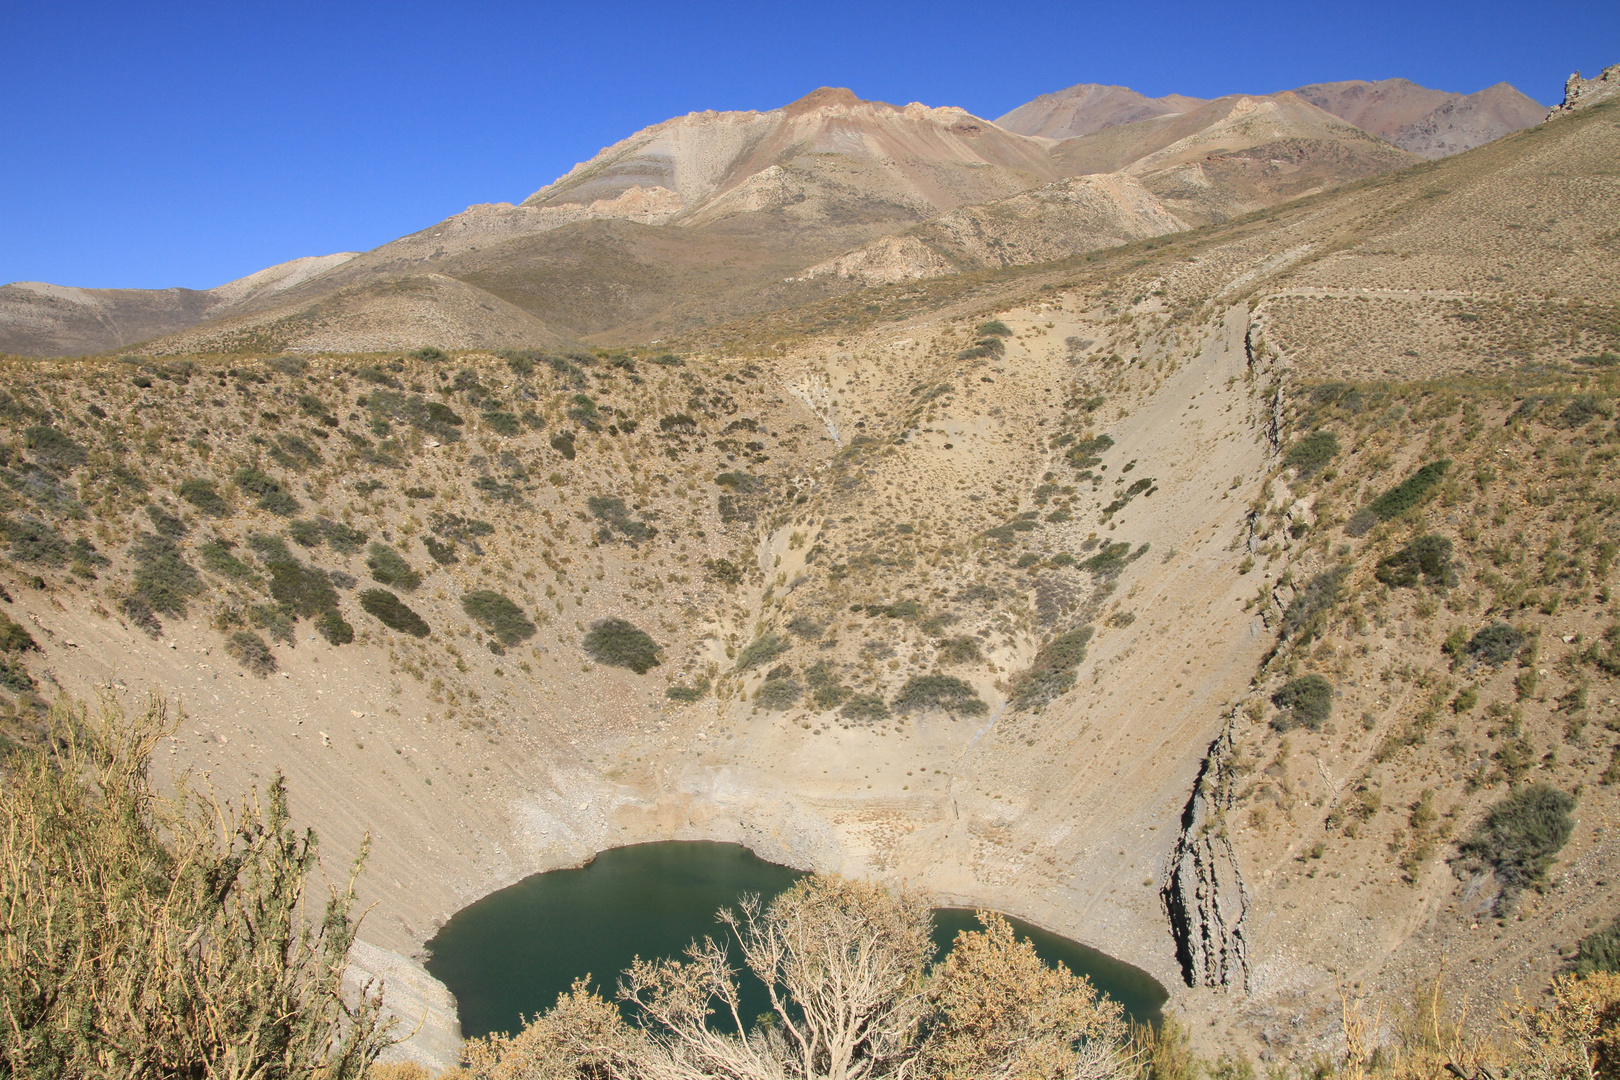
top-left (1547, 63), bottom-right (1620, 119)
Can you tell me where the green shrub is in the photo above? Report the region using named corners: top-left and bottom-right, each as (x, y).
top-left (411, 345), bottom-right (448, 362)
top-left (365, 543), bottom-right (421, 591)
top-left (893, 674), bottom-right (987, 716)
top-left (1556, 395), bottom-right (1611, 428)
top-left (269, 434), bottom-right (324, 472)
top-left (665, 680), bottom-right (708, 703)
top-left (0, 656), bottom-right (37, 693)
top-left (786, 615), bottom-right (823, 639)
top-left (1281, 566), bottom-right (1348, 641)
top-left (199, 540), bottom-right (256, 581)
top-left (936, 637), bottom-right (982, 665)
top-left (1283, 430), bottom-right (1339, 476)
top-left (267, 560), bottom-right (339, 620)
top-left (130, 533), bottom-right (202, 618)
top-left (976, 320), bottom-right (1012, 337)
top-left (289, 520), bottom-right (324, 548)
top-left (736, 633), bottom-right (790, 671)
top-left (227, 630), bottom-right (278, 675)
top-left (839, 693), bottom-right (890, 723)
top-left (317, 519), bottom-right (367, 555)
top-left (233, 467), bottom-right (299, 516)
top-left (714, 471), bottom-right (758, 492)
top-left (482, 411), bottom-right (520, 436)
top-left (0, 613), bottom-right (38, 654)
top-left (587, 496), bottom-right (653, 544)
top-left (550, 432), bottom-right (576, 460)
top-left (248, 533), bottom-right (293, 564)
top-left (1081, 542), bottom-right (1132, 577)
top-left (3, 515), bottom-right (67, 565)
top-left (756, 679), bottom-right (803, 710)
top-left (462, 590), bottom-right (536, 646)
top-left (421, 536), bottom-right (457, 565)
top-left (1369, 460), bottom-right (1450, 520)
top-left (179, 479), bottom-right (230, 517)
top-left (24, 425), bottom-right (86, 471)
top-left (659, 414), bottom-right (698, 433)
top-left (315, 609), bottom-right (354, 646)
top-left (1375, 535), bottom-right (1452, 588)
top-left (1066, 434), bottom-right (1114, 471)
top-left (1012, 627), bottom-right (1094, 708)
top-left (1575, 915), bottom-right (1620, 975)
top-left (1469, 622), bottom-right (1526, 666)
top-left (1459, 783), bottom-right (1575, 901)
top-left (137, 505), bottom-right (184, 540)
top-left (358, 589), bottom-right (430, 638)
top-left (1271, 674), bottom-right (1334, 731)
top-left (581, 617), bottom-right (660, 673)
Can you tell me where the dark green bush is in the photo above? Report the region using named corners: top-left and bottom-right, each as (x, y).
top-left (365, 543), bottom-right (421, 591)
top-left (786, 615), bottom-right (823, 639)
top-left (462, 590), bottom-right (536, 646)
top-left (130, 533), bottom-right (202, 617)
top-left (226, 630), bottom-right (277, 675)
top-left (248, 533), bottom-right (293, 564)
top-left (976, 320), bottom-right (1012, 338)
top-left (893, 674), bottom-right (987, 716)
top-left (1575, 914), bottom-right (1620, 975)
top-left (1375, 535), bottom-right (1454, 588)
top-left (139, 505), bottom-right (186, 539)
top-left (316, 609), bottom-right (354, 646)
top-left (1283, 430), bottom-right (1339, 476)
top-left (1270, 674), bottom-right (1334, 731)
top-left (0, 656), bottom-right (36, 693)
top-left (1459, 783), bottom-right (1575, 901)
top-left (736, 633), bottom-right (790, 671)
top-left (267, 560), bottom-right (339, 620)
top-left (411, 346), bottom-right (448, 362)
top-left (0, 611), bottom-right (37, 654)
top-left (482, 411), bottom-right (520, 436)
top-left (1469, 622), bottom-right (1526, 666)
top-left (289, 520), bottom-right (323, 548)
top-left (233, 467), bottom-right (299, 516)
top-left (550, 432), bottom-right (576, 460)
top-left (269, 434), bottom-right (324, 472)
top-left (839, 694), bottom-right (890, 723)
top-left (1066, 434), bottom-right (1114, 470)
top-left (24, 425), bottom-right (86, 471)
top-left (714, 472), bottom-right (758, 492)
top-left (1369, 460), bottom-right (1450, 520)
top-left (3, 515), bottom-right (67, 565)
top-left (179, 478), bottom-right (231, 517)
top-left (665, 680), bottom-right (708, 703)
top-left (936, 636), bottom-right (982, 665)
top-left (1081, 542), bottom-right (1133, 576)
top-left (756, 679), bottom-right (803, 710)
top-left (199, 540), bottom-right (255, 581)
top-left (581, 617), bottom-right (660, 673)
top-left (659, 414), bottom-right (698, 433)
top-left (421, 536), bottom-right (457, 565)
top-left (1012, 627), bottom-right (1094, 709)
top-left (587, 496), bottom-right (653, 544)
top-left (1556, 395), bottom-right (1611, 428)
top-left (317, 518), bottom-right (368, 555)
top-left (1281, 566), bottom-right (1348, 640)
top-left (359, 589), bottom-right (430, 638)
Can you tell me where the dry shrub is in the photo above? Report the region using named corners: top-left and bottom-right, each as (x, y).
top-left (0, 696), bottom-right (392, 1076)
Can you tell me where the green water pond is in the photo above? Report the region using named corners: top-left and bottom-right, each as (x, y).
top-left (425, 840), bottom-right (1167, 1039)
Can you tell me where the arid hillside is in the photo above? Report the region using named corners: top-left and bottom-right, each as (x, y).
top-left (5, 73), bottom-right (1535, 360)
top-left (0, 81), bottom-right (1614, 1070)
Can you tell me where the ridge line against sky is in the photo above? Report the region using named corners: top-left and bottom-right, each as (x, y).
top-left (2, 0), bottom-right (1615, 291)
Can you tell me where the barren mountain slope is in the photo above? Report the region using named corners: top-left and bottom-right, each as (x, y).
top-left (803, 173), bottom-right (1189, 284)
top-left (1290, 77), bottom-right (1545, 158)
top-left (0, 254), bottom-right (359, 358)
top-left (994, 83), bottom-right (1207, 140)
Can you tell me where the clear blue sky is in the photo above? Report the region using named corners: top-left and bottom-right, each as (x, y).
top-left (2, 0), bottom-right (1612, 290)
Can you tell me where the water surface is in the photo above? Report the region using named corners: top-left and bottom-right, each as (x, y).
top-left (425, 841), bottom-right (1166, 1039)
